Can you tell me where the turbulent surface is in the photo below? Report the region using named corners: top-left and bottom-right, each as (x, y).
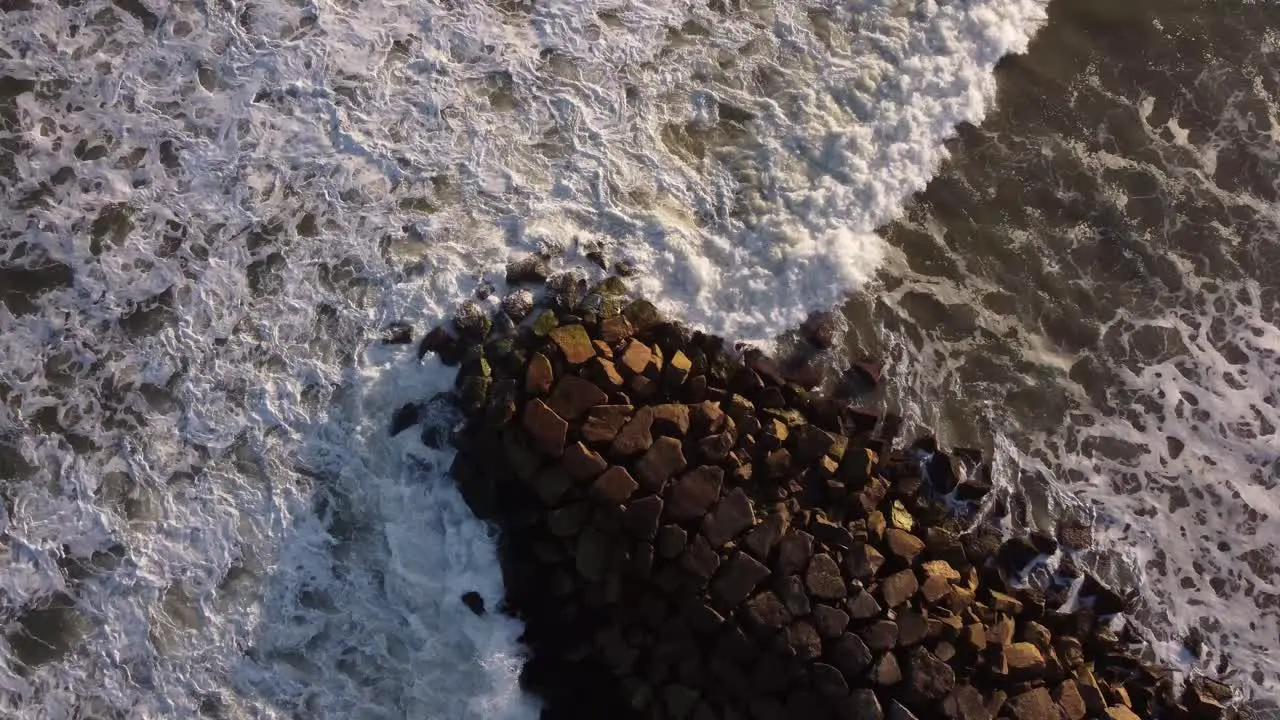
top-left (0, 0), bottom-right (1044, 717)
top-left (852, 0), bottom-right (1280, 708)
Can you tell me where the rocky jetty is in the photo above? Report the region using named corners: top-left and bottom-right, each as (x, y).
top-left (408, 267), bottom-right (1238, 720)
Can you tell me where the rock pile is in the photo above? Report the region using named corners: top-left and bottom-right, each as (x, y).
top-left (408, 268), bottom-right (1234, 720)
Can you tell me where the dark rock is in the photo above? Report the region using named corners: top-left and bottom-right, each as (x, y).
top-left (562, 442), bottom-right (608, 481)
top-left (787, 620), bottom-right (822, 660)
top-left (665, 351), bottom-right (693, 387)
top-left (843, 543), bottom-right (886, 580)
top-left (698, 431), bottom-right (735, 462)
top-left (885, 528), bottom-right (926, 564)
top-left (775, 531), bottom-right (814, 576)
top-left (390, 403), bottom-right (419, 436)
top-left (501, 288), bottom-right (535, 321)
top-left (805, 553), bottom-right (847, 600)
top-left (811, 517), bottom-right (856, 551)
top-left (831, 632), bottom-right (873, 678)
top-left (547, 502), bottom-right (591, 537)
top-left (872, 651), bottom-right (902, 685)
top-left (743, 591), bottom-right (791, 630)
top-left (656, 524), bottom-right (688, 559)
top-left (624, 495), bottom-right (664, 539)
top-left (652, 404), bottom-right (691, 436)
top-left (833, 689), bottom-right (883, 720)
top-left (460, 591), bottom-right (486, 616)
top-left (610, 406), bottom-right (655, 456)
top-left (777, 575), bottom-right (812, 616)
top-left (1007, 687), bottom-right (1057, 720)
top-left (576, 526), bottom-right (610, 581)
top-left (452, 300), bottom-right (491, 341)
top-left (711, 552), bottom-right (771, 607)
top-left (531, 465), bottom-right (573, 505)
top-left (943, 685), bottom-right (992, 720)
top-left (811, 604), bottom-right (849, 638)
top-left (860, 620), bottom-right (898, 651)
top-left (591, 466), bottom-right (639, 505)
top-left (622, 298), bottom-right (663, 331)
top-left (1054, 680), bottom-right (1087, 720)
top-left (665, 467), bottom-right (724, 521)
top-left (906, 646), bottom-right (955, 701)
top-left (790, 423), bottom-right (835, 463)
top-left (548, 376), bottom-right (609, 421)
top-left (847, 590), bottom-right (881, 620)
top-left (702, 488), bottom-right (755, 547)
top-left (525, 352), bottom-right (554, 395)
top-left (484, 378), bottom-right (519, 427)
top-left (743, 511), bottom-right (789, 561)
top-left (634, 436), bottom-right (688, 492)
top-left (897, 610), bottom-right (929, 647)
top-left (885, 700), bottom-right (919, 720)
top-left (523, 399), bottom-right (568, 457)
top-left (689, 401), bottom-right (728, 435)
top-left (600, 314), bottom-right (635, 344)
top-left (381, 322), bottom-right (413, 345)
top-left (586, 357), bottom-right (625, 389)
top-left (812, 662), bottom-right (849, 699)
top-left (506, 255), bottom-right (551, 283)
top-left (800, 311), bottom-right (837, 349)
top-left (663, 684), bottom-right (700, 720)
top-left (419, 326), bottom-right (462, 364)
top-left (880, 569), bottom-right (918, 608)
top-left (582, 404), bottom-right (634, 443)
top-left (530, 309), bottom-right (559, 337)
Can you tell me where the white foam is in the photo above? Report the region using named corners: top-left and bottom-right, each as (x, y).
top-left (0, 0), bottom-right (1047, 715)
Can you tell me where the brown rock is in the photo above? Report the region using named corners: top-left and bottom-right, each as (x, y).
top-left (1075, 667), bottom-right (1107, 714)
top-left (664, 350), bottom-right (692, 387)
top-left (663, 684), bottom-right (699, 720)
top-left (591, 466), bottom-right (639, 505)
top-left (525, 352), bottom-right (554, 395)
top-left (1020, 621), bottom-right (1052, 652)
top-left (652, 404), bottom-right (691, 436)
top-left (1004, 642), bottom-right (1046, 679)
top-left (711, 552), bottom-right (771, 607)
top-left (988, 590), bottom-right (1023, 616)
top-left (702, 488), bottom-right (755, 547)
top-left (689, 401), bottom-right (728, 435)
top-left (576, 526), bottom-right (609, 581)
top-left (1054, 680), bottom-right (1087, 720)
top-left (897, 610), bottom-right (928, 647)
top-left (624, 495), bottom-right (663, 539)
top-left (610, 406), bottom-right (655, 456)
top-left (881, 569), bottom-right (919, 608)
top-left (600, 315), bottom-right (634, 344)
top-left (680, 533), bottom-right (720, 581)
top-left (810, 517), bottom-right (857, 551)
top-left (775, 531), bottom-right (815, 576)
top-left (873, 651), bottom-right (902, 685)
top-left (665, 466), bottom-right (724, 521)
top-left (582, 405), bottom-right (634, 443)
top-left (789, 423), bottom-right (835, 463)
top-left (777, 575), bottom-right (812, 616)
top-left (812, 662), bottom-right (849, 699)
top-left (743, 511), bottom-right (789, 560)
top-left (922, 560), bottom-right (961, 582)
top-left (548, 375), bottom-right (609, 421)
top-left (921, 574), bottom-right (954, 604)
top-left (847, 590), bottom-right (882, 620)
top-left (907, 646), bottom-right (955, 701)
top-left (744, 591), bottom-right (791, 630)
top-left (1104, 708), bottom-right (1141, 720)
top-left (587, 357), bottom-right (625, 388)
top-left (763, 448), bottom-right (793, 479)
top-left (562, 442), bottom-right (608, 481)
top-left (656, 524), bottom-right (688, 559)
top-left (531, 465), bottom-right (572, 505)
top-left (788, 620), bottom-right (823, 660)
top-left (523, 399), bottom-right (568, 457)
top-left (805, 553), bottom-right (847, 600)
top-left (592, 339), bottom-right (613, 359)
top-left (1008, 687), bottom-right (1057, 720)
top-left (698, 431), bottom-right (735, 462)
top-left (831, 632), bottom-right (874, 678)
top-left (547, 502), bottom-right (591, 537)
top-left (618, 340), bottom-right (653, 375)
top-left (942, 685), bottom-right (992, 720)
top-left (1054, 636), bottom-right (1085, 669)
top-left (634, 436), bottom-right (688, 491)
top-left (812, 604), bottom-right (850, 638)
top-left (549, 324), bottom-right (596, 365)
top-left (885, 528), bottom-right (926, 564)
top-left (844, 543), bottom-right (886, 580)
top-left (860, 620), bottom-right (899, 651)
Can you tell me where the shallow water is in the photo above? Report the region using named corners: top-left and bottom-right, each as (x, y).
top-left (0, 0), bottom-right (1045, 716)
top-left (857, 0), bottom-right (1280, 708)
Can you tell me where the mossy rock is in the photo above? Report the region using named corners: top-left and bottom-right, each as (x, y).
top-left (622, 299), bottom-right (662, 331)
top-left (456, 376), bottom-right (492, 416)
top-left (531, 310), bottom-right (560, 337)
top-left (590, 276), bottom-right (628, 297)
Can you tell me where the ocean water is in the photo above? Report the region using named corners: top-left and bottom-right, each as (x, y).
top-left (2, 0), bottom-right (1273, 717)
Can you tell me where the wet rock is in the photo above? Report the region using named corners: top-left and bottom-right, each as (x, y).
top-left (600, 315), bottom-right (635, 344)
top-left (702, 489), bottom-right (754, 547)
top-left (805, 553), bottom-right (847, 600)
top-left (562, 442), bottom-right (608, 481)
top-left (800, 311), bottom-right (837, 349)
top-left (548, 375), bottom-right (609, 420)
top-left (381, 321), bottom-right (414, 344)
top-left (831, 632), bottom-right (874, 677)
top-left (390, 403), bottom-right (419, 436)
top-left (506, 255), bottom-right (551, 283)
top-left (419, 326), bottom-right (462, 364)
top-left (634, 436), bottom-right (688, 491)
top-left (452, 300), bottom-right (491, 341)
top-left (997, 537), bottom-right (1041, 575)
top-left (582, 404), bottom-right (634, 443)
top-left (523, 399), bottom-right (567, 457)
top-left (622, 299), bottom-right (663, 331)
top-left (549, 323), bottom-right (596, 365)
top-left (610, 406), bottom-right (655, 456)
top-left (665, 466), bottom-right (724, 521)
top-left (711, 552), bottom-right (771, 607)
top-left (907, 646), bottom-right (955, 701)
top-left (525, 352), bottom-right (554, 395)
top-left (461, 591), bottom-right (486, 616)
top-left (501, 288), bottom-right (535, 321)
top-left (591, 466), bottom-right (639, 505)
